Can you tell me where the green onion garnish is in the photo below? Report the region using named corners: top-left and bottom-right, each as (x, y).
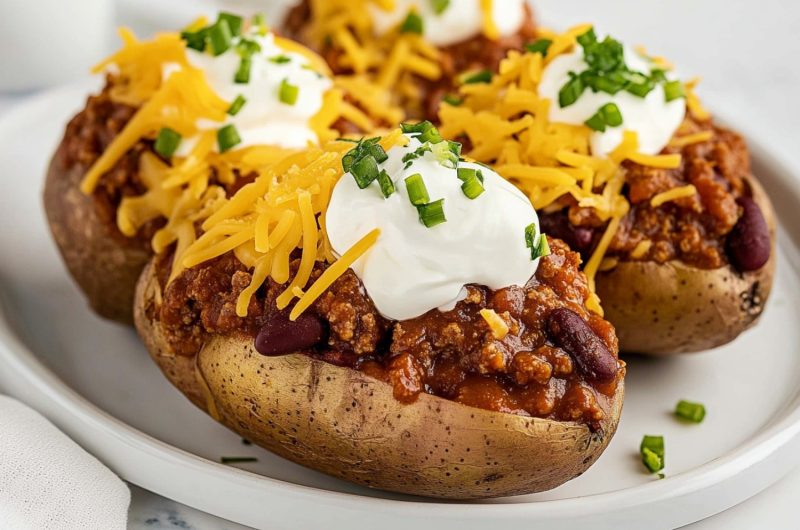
top-left (431, 140), bottom-right (460, 168)
top-left (525, 222), bottom-right (538, 249)
top-left (442, 94), bottom-right (462, 106)
top-left (559, 73), bottom-right (585, 108)
top-left (417, 199), bottom-right (447, 227)
top-left (525, 39), bottom-right (553, 56)
top-left (400, 121), bottom-right (435, 135)
top-left (524, 222), bottom-right (551, 260)
top-left (418, 126), bottom-right (443, 144)
top-left (457, 167), bottom-right (479, 182)
top-left (181, 28), bottom-right (208, 52)
top-left (533, 234), bottom-right (550, 259)
top-left (279, 78), bottom-right (300, 105)
top-left (154, 127), bottom-right (182, 158)
top-left (584, 110), bottom-right (606, 132)
top-left (217, 124), bottom-right (241, 153)
top-left (236, 38), bottom-right (262, 58)
top-left (217, 12), bottom-right (243, 37)
top-left (351, 155), bottom-right (380, 189)
top-left (675, 400), bottom-right (706, 423)
top-left (402, 144), bottom-right (432, 168)
top-left (252, 13), bottom-right (268, 35)
top-left (460, 174), bottom-right (484, 199)
top-left (431, 0), bottom-right (450, 14)
top-left (626, 78), bottom-right (656, 97)
top-left (462, 70), bottom-right (492, 84)
top-left (650, 69), bottom-right (667, 83)
top-left (664, 80), bottom-right (685, 102)
top-left (377, 169), bottom-right (395, 198)
top-left (270, 55), bottom-right (292, 64)
top-left (342, 137), bottom-right (384, 174)
top-left (576, 27), bottom-right (598, 48)
top-left (405, 174), bottom-right (430, 205)
top-left (234, 56), bottom-right (252, 84)
top-left (640, 435), bottom-right (665, 474)
top-left (601, 102), bottom-right (623, 127)
top-left (401, 11), bottom-right (424, 34)
top-left (220, 456), bottom-right (258, 464)
top-left (208, 19), bottom-right (233, 56)
top-left (227, 94), bottom-right (247, 116)
top-left (366, 142), bottom-right (389, 164)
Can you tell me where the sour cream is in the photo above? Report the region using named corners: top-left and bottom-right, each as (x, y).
top-left (170, 30), bottom-right (331, 154)
top-left (368, 0), bottom-right (526, 47)
top-left (538, 43), bottom-right (686, 157)
top-left (326, 134), bottom-right (540, 321)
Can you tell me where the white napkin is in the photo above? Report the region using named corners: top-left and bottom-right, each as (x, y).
top-left (0, 396), bottom-right (130, 529)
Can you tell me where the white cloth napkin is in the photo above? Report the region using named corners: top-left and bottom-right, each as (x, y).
top-left (0, 396), bottom-right (130, 529)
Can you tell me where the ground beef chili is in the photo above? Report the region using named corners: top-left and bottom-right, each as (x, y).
top-left (153, 237), bottom-right (624, 431)
top-left (281, 1), bottom-right (536, 122)
top-left (540, 116), bottom-right (757, 270)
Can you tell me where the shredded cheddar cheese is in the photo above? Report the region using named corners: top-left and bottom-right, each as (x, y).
top-left (650, 184), bottom-right (697, 208)
top-left (480, 308), bottom-right (509, 340)
top-left (438, 25), bottom-right (709, 313)
top-left (630, 240), bottom-right (653, 259)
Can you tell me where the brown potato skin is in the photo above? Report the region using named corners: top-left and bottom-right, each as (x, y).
top-left (134, 260), bottom-right (624, 499)
top-left (597, 175), bottom-right (777, 355)
top-left (43, 142), bottom-right (147, 325)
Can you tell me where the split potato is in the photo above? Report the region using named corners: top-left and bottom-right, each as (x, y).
top-left (597, 175), bottom-right (776, 355)
top-left (134, 260), bottom-right (625, 499)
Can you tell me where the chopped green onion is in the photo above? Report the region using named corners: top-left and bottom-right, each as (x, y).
top-left (417, 199), bottom-right (446, 227)
top-left (457, 167), bottom-right (480, 182)
top-left (432, 140), bottom-right (460, 168)
top-left (524, 222), bottom-right (538, 250)
top-left (576, 27), bottom-right (597, 48)
top-left (664, 80), bottom-right (685, 102)
top-left (366, 143), bottom-right (388, 164)
top-left (405, 173), bottom-right (430, 205)
top-left (351, 155), bottom-right (379, 189)
top-left (377, 169), bottom-right (395, 198)
top-left (401, 11), bottom-right (424, 34)
top-left (462, 70), bottom-right (492, 84)
top-left (650, 69), bottom-right (667, 83)
top-left (270, 55), bottom-right (292, 64)
top-left (217, 12), bottom-right (243, 37)
top-left (640, 435), bottom-right (665, 474)
top-left (460, 174), bottom-right (484, 199)
top-left (525, 39), bottom-right (553, 56)
top-left (675, 400), bottom-right (706, 423)
top-left (252, 13), bottom-right (268, 35)
top-left (430, 0), bottom-right (450, 14)
top-left (583, 72), bottom-right (625, 95)
top-left (533, 234), bottom-right (550, 259)
top-left (442, 94), bottom-right (462, 106)
top-left (402, 144), bottom-right (432, 167)
top-left (626, 78), bottom-right (656, 97)
top-left (227, 94), bottom-right (247, 116)
top-left (279, 78), bottom-right (300, 105)
top-left (208, 19), bottom-right (233, 56)
top-left (236, 38), bottom-right (262, 58)
top-left (559, 73), bottom-right (585, 108)
top-left (400, 121), bottom-right (433, 134)
top-left (154, 127), bottom-right (182, 158)
top-left (234, 56), bottom-right (252, 84)
top-left (524, 223), bottom-right (550, 260)
top-left (220, 456), bottom-right (258, 464)
top-left (181, 28), bottom-right (208, 52)
top-left (418, 126), bottom-right (443, 144)
top-left (584, 110), bottom-right (606, 132)
top-left (217, 124), bottom-right (241, 153)
top-left (601, 102), bottom-right (623, 127)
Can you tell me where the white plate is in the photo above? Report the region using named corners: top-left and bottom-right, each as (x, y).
top-left (1, 84), bottom-right (800, 530)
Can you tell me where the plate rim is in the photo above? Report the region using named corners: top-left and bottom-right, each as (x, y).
top-left (1, 84), bottom-right (800, 529)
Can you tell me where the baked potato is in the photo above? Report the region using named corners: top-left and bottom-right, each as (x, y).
top-left (44, 13), bottom-right (382, 324)
top-left (437, 24), bottom-right (776, 354)
top-left (133, 127), bottom-right (626, 498)
top-left (280, 0), bottom-right (536, 121)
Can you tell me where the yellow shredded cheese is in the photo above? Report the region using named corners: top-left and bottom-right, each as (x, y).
top-left (480, 308), bottom-right (509, 340)
top-left (629, 240), bottom-right (652, 259)
top-left (669, 131), bottom-right (713, 148)
top-left (650, 184), bottom-right (697, 208)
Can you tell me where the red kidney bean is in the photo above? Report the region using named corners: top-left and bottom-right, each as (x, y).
top-left (255, 312), bottom-right (327, 357)
top-left (539, 212), bottom-right (595, 253)
top-left (726, 197), bottom-right (771, 272)
top-left (547, 308), bottom-right (617, 382)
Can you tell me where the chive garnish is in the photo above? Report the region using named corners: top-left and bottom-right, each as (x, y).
top-left (236, 38), bottom-right (262, 58)
top-left (442, 94), bottom-right (462, 106)
top-left (675, 400), bottom-right (706, 423)
top-left (525, 222), bottom-right (551, 260)
top-left (227, 94), bottom-right (247, 116)
top-left (279, 78), bottom-right (299, 105)
top-left (525, 39), bottom-right (553, 56)
top-left (462, 70), bottom-right (492, 84)
top-left (234, 56), bottom-right (252, 84)
top-left (460, 174), bottom-right (484, 199)
top-left (417, 199), bottom-right (447, 227)
top-left (663, 80), bottom-right (685, 102)
top-left (154, 127), bottom-right (182, 158)
top-left (559, 72), bottom-right (585, 108)
top-left (217, 124), bottom-right (241, 153)
top-left (584, 102), bottom-right (623, 132)
top-left (208, 19), bottom-right (233, 56)
top-left (584, 110), bottom-right (607, 132)
top-left (377, 169), bottom-right (395, 198)
top-left (431, 0), bottom-right (450, 14)
top-left (251, 13), bottom-right (267, 35)
top-left (270, 55), bottom-right (292, 64)
top-left (405, 174), bottom-right (430, 205)
top-left (351, 154), bottom-right (380, 189)
top-left (181, 28), bottom-right (208, 52)
top-left (640, 435), bottom-right (665, 474)
top-left (220, 456), bottom-right (258, 464)
top-left (401, 11), bottom-right (424, 34)
top-left (217, 12), bottom-right (243, 37)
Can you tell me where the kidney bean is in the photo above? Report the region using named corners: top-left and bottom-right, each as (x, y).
top-left (255, 312), bottom-right (327, 357)
top-left (539, 212), bottom-right (595, 253)
top-left (726, 197), bottom-right (771, 272)
top-left (547, 308), bottom-right (617, 382)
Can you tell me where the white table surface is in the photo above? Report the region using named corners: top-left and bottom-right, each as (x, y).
top-left (3, 0), bottom-right (798, 528)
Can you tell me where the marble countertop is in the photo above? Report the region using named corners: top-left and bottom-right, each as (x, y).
top-left (3, 0), bottom-right (798, 528)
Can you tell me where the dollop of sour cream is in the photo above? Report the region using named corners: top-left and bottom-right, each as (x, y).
top-left (368, 0), bottom-right (526, 47)
top-left (170, 30), bottom-right (331, 154)
top-left (326, 134), bottom-right (540, 321)
top-left (538, 43), bottom-right (685, 157)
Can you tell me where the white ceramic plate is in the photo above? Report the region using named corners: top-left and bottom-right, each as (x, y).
top-left (1, 84), bottom-right (800, 530)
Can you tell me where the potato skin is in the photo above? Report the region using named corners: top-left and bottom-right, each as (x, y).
top-left (135, 261), bottom-right (624, 499)
top-left (43, 142), bottom-right (147, 325)
top-left (596, 175), bottom-right (776, 355)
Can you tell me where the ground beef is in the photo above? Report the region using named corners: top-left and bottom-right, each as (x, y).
top-left (154, 238), bottom-right (624, 428)
top-left (281, 1), bottom-right (536, 122)
top-left (543, 116), bottom-right (751, 269)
